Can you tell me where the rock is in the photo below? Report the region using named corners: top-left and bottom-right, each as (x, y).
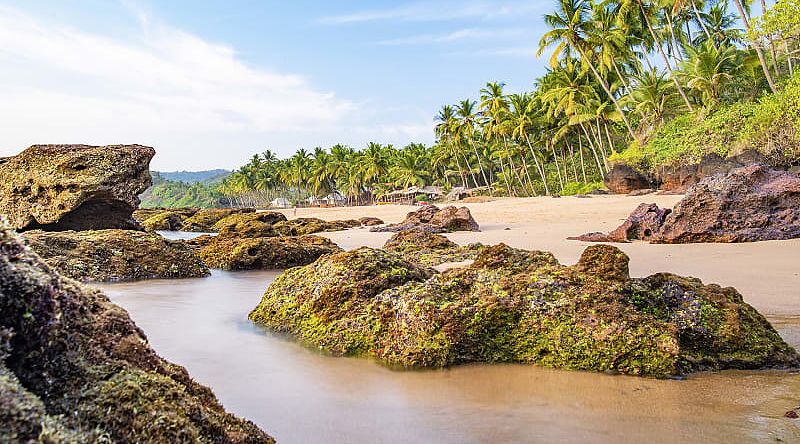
top-left (272, 217), bottom-right (360, 236)
top-left (199, 235), bottom-right (342, 270)
top-left (0, 225), bottom-right (274, 442)
top-left (656, 151), bottom-right (767, 193)
top-left (211, 212), bottom-right (287, 238)
top-left (372, 205), bottom-right (480, 233)
top-left (383, 229), bottom-right (483, 267)
top-left (789, 165), bottom-right (800, 176)
top-left (249, 244), bottom-right (798, 377)
top-left (654, 164), bottom-right (800, 243)
top-left (604, 164), bottom-right (652, 194)
top-left (0, 144), bottom-right (154, 231)
top-left (359, 217), bottom-right (384, 227)
top-left (181, 208), bottom-right (255, 232)
top-left (627, 189), bottom-right (656, 196)
top-left (22, 229), bottom-right (209, 282)
top-left (569, 203), bottom-right (671, 243)
top-left (785, 410), bottom-right (799, 419)
top-left (141, 211), bottom-right (185, 231)
top-left (133, 208), bottom-right (198, 228)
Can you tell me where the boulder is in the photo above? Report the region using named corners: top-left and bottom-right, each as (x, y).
top-left (0, 225), bottom-right (273, 442)
top-left (249, 244), bottom-right (798, 377)
top-left (383, 229), bottom-right (482, 266)
top-left (604, 164), bottom-right (651, 194)
top-left (272, 217), bottom-right (360, 236)
top-left (359, 217), bottom-right (384, 227)
top-left (656, 151), bottom-right (768, 193)
top-left (211, 212), bottom-right (287, 238)
top-left (569, 203), bottom-right (672, 243)
top-left (200, 235), bottom-right (342, 270)
top-left (0, 144), bottom-right (154, 231)
top-left (181, 208), bottom-right (255, 232)
top-left (133, 207), bottom-right (198, 228)
top-left (654, 164), bottom-right (800, 243)
top-left (22, 230), bottom-right (209, 282)
top-left (141, 211), bottom-right (185, 231)
top-left (371, 205), bottom-right (480, 233)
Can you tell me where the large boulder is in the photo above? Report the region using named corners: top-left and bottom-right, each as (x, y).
top-left (211, 212), bottom-right (287, 238)
top-left (249, 244), bottom-right (798, 377)
top-left (654, 164), bottom-right (800, 243)
top-left (604, 164), bottom-right (652, 194)
top-left (0, 225), bottom-right (274, 442)
top-left (656, 151), bottom-right (768, 193)
top-left (141, 211), bottom-right (186, 231)
top-left (0, 144), bottom-right (154, 231)
top-left (199, 235), bottom-right (342, 270)
top-left (272, 217), bottom-right (360, 236)
top-left (22, 230), bottom-right (209, 282)
top-left (569, 203), bottom-right (672, 243)
top-left (383, 229), bottom-right (482, 266)
top-left (181, 208), bottom-right (255, 232)
top-left (372, 205), bottom-right (480, 233)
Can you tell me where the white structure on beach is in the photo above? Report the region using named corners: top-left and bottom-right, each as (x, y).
top-left (270, 197), bottom-right (291, 208)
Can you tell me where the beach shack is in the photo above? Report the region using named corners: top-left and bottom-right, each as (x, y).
top-left (270, 197), bottom-right (291, 209)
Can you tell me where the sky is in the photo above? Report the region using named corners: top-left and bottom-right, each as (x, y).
top-left (0, 0), bottom-right (551, 170)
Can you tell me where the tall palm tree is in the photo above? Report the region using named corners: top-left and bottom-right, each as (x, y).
top-left (455, 99), bottom-right (492, 190)
top-left (732, 0), bottom-right (778, 93)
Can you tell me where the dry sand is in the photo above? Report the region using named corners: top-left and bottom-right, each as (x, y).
top-left (278, 195), bottom-right (800, 317)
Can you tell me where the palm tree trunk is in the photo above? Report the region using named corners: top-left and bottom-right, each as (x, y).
top-left (664, 12), bottom-right (684, 63)
top-left (612, 59), bottom-right (632, 93)
top-left (733, 0), bottom-right (778, 94)
top-left (502, 136), bottom-right (527, 196)
top-left (495, 144), bottom-right (514, 196)
top-left (550, 141), bottom-right (565, 192)
top-left (523, 134), bottom-right (550, 195)
top-left (468, 138), bottom-right (492, 193)
top-left (603, 120), bottom-right (616, 154)
top-left (519, 154), bottom-right (538, 196)
top-left (577, 135), bottom-right (588, 182)
top-left (640, 3), bottom-right (695, 112)
top-left (594, 118), bottom-right (610, 171)
top-left (691, 0), bottom-right (714, 46)
top-left (580, 123), bottom-right (606, 180)
top-left (567, 142), bottom-right (579, 182)
top-left (763, 0), bottom-right (781, 77)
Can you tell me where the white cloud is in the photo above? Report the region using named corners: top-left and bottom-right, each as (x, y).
top-left (376, 27), bottom-right (528, 46)
top-left (318, 1), bottom-right (546, 25)
top-left (0, 5), bottom-right (433, 169)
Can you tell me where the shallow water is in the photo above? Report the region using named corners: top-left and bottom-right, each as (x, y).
top-left (99, 271), bottom-right (800, 444)
top-left (156, 230), bottom-right (215, 241)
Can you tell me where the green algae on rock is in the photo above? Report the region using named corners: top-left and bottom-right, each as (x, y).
top-left (249, 244), bottom-right (798, 377)
top-left (23, 229), bottom-right (209, 282)
top-left (272, 217), bottom-right (361, 236)
top-left (211, 212), bottom-right (287, 238)
top-left (0, 225), bottom-right (274, 443)
top-left (0, 144), bottom-right (155, 231)
top-left (382, 229), bottom-right (483, 267)
top-left (141, 210), bottom-right (187, 231)
top-left (200, 235), bottom-right (343, 270)
top-left (181, 208), bottom-right (255, 232)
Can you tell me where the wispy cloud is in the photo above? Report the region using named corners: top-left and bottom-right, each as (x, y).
top-left (318, 1), bottom-right (546, 25)
top-left (448, 47), bottom-right (538, 58)
top-left (376, 27), bottom-right (528, 46)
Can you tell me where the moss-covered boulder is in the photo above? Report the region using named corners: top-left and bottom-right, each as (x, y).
top-left (0, 225), bottom-right (274, 443)
top-left (250, 244), bottom-right (798, 377)
top-left (141, 211), bottom-right (186, 231)
top-left (372, 205), bottom-right (480, 233)
top-left (23, 229), bottom-right (209, 282)
top-left (133, 207), bottom-right (198, 225)
top-left (359, 216), bottom-right (384, 227)
top-left (0, 144), bottom-right (154, 231)
top-left (200, 235), bottom-right (342, 270)
top-left (272, 217), bottom-right (361, 236)
top-left (181, 208), bottom-right (255, 232)
top-left (382, 229), bottom-right (482, 266)
top-left (211, 212), bottom-right (287, 238)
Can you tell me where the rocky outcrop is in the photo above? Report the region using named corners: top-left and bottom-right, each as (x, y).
top-left (249, 244), bottom-right (797, 377)
top-left (359, 217), bottom-right (384, 227)
top-left (654, 164), bottom-right (800, 243)
top-left (181, 208), bottom-right (255, 232)
top-left (199, 235), bottom-right (342, 270)
top-left (604, 164), bottom-right (652, 194)
top-left (141, 211), bottom-right (186, 231)
top-left (22, 230), bottom-right (209, 282)
top-left (272, 217), bottom-right (361, 236)
top-left (383, 229), bottom-right (482, 266)
top-left (0, 144), bottom-right (154, 231)
top-left (211, 212), bottom-right (287, 238)
top-left (0, 225), bottom-right (274, 443)
top-left (371, 205), bottom-right (480, 233)
top-left (656, 151), bottom-right (767, 193)
top-left (569, 203), bottom-right (672, 243)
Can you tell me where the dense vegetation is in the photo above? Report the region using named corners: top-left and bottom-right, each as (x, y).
top-left (140, 172), bottom-right (226, 208)
top-left (153, 0), bottom-right (800, 207)
top-left (158, 169), bottom-right (230, 184)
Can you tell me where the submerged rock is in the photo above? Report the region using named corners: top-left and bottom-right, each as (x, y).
top-left (654, 164), bottom-right (800, 243)
top-left (212, 212), bottom-right (287, 238)
top-left (23, 229), bottom-right (209, 282)
top-left (383, 229), bottom-right (482, 266)
top-left (569, 203), bottom-right (672, 243)
top-left (0, 225), bottom-right (274, 442)
top-left (200, 235), bottom-right (342, 270)
top-left (372, 205), bottom-right (480, 233)
top-left (272, 217), bottom-right (360, 236)
top-left (0, 144), bottom-right (154, 231)
top-left (249, 244), bottom-right (797, 377)
top-left (604, 164), bottom-right (652, 194)
top-left (181, 208), bottom-right (255, 232)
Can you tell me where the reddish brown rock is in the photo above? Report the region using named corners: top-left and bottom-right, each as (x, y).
top-left (656, 151), bottom-right (767, 193)
top-left (653, 164), bottom-right (800, 243)
top-left (569, 203), bottom-right (671, 243)
top-left (372, 205), bottom-right (479, 233)
top-left (604, 164), bottom-right (651, 194)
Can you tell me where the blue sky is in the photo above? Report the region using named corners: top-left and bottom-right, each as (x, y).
top-left (0, 1), bottom-right (551, 170)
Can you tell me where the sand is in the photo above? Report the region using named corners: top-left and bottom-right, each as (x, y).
top-left (277, 195), bottom-right (800, 317)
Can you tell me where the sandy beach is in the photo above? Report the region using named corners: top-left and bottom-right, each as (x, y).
top-left (278, 195), bottom-right (800, 317)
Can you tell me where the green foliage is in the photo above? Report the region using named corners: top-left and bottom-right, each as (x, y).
top-left (141, 173), bottom-right (225, 208)
top-left (560, 181), bottom-right (606, 195)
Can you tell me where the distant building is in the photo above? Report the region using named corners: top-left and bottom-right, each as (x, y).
top-left (270, 197), bottom-right (291, 209)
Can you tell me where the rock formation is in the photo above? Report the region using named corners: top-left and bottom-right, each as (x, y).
top-left (212, 212), bottom-right (287, 238)
top-left (181, 208), bottom-right (255, 232)
top-left (272, 217), bottom-right (361, 236)
top-left (359, 216), bottom-right (384, 227)
top-left (656, 151), bottom-right (767, 193)
top-left (199, 235), bottom-right (342, 270)
top-left (383, 229), bottom-right (482, 266)
top-left (569, 203), bottom-right (672, 243)
top-left (0, 144), bottom-right (154, 231)
top-left (23, 230), bottom-right (209, 282)
top-left (372, 205), bottom-right (480, 233)
top-left (0, 224), bottom-right (273, 442)
top-left (604, 164), bottom-right (652, 194)
top-left (249, 244), bottom-right (798, 377)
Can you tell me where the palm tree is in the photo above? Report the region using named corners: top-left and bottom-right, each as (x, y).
top-left (455, 99), bottom-right (492, 190)
top-left (732, 0), bottom-right (778, 93)
top-left (630, 67), bottom-right (681, 128)
top-left (682, 41), bottom-right (742, 108)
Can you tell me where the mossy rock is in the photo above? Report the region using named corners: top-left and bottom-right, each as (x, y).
top-left (23, 229), bottom-right (210, 282)
top-left (200, 235), bottom-right (343, 270)
top-left (142, 211), bottom-right (186, 231)
top-left (272, 217), bottom-right (360, 236)
top-left (181, 208), bottom-right (255, 232)
top-left (250, 244), bottom-right (798, 377)
top-left (0, 224), bottom-right (274, 442)
top-left (383, 229), bottom-right (483, 266)
top-left (211, 212), bottom-right (287, 238)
